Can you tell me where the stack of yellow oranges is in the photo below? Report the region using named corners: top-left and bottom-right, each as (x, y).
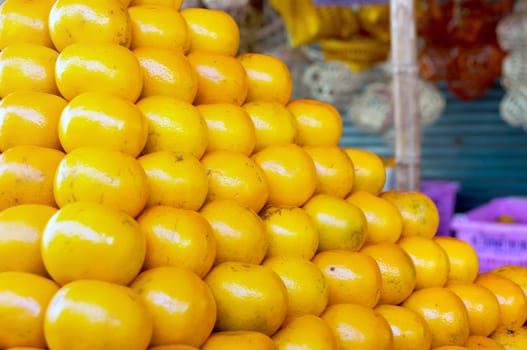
top-left (0, 0), bottom-right (527, 349)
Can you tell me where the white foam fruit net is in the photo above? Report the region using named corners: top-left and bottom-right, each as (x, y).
top-left (180, 0), bottom-right (201, 8)
top-left (497, 13), bottom-right (527, 52)
top-left (302, 60), bottom-right (363, 110)
top-left (202, 0), bottom-right (249, 9)
top-left (348, 82), bottom-right (394, 134)
top-left (419, 80), bottom-right (446, 127)
top-left (502, 50), bottom-right (527, 90)
top-left (348, 78), bottom-right (445, 136)
top-left (500, 87), bottom-right (527, 128)
top-left (515, 0), bottom-right (527, 13)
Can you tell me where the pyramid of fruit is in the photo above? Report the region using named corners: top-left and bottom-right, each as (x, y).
top-left (1, 0), bottom-right (527, 349)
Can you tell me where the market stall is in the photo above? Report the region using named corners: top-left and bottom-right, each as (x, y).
top-left (0, 0), bottom-right (526, 349)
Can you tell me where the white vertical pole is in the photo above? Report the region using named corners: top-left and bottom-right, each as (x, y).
top-left (391, 0), bottom-right (421, 191)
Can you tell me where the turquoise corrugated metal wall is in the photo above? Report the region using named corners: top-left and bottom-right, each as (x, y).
top-left (339, 84), bottom-right (527, 212)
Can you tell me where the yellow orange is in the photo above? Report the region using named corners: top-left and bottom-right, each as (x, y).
top-left (0, 91), bottom-right (66, 151)
top-left (200, 199), bottom-right (267, 265)
top-left (242, 101), bottom-right (298, 152)
top-left (287, 99), bottom-right (342, 147)
top-left (272, 315), bottom-right (338, 350)
top-left (304, 146), bottom-right (355, 198)
top-left (491, 327), bottom-right (527, 350)
top-left (465, 335), bottom-right (505, 350)
top-left (181, 8), bottom-right (240, 56)
top-left (201, 150), bottom-right (268, 213)
top-left (55, 43), bottom-right (143, 102)
top-left (260, 205), bottom-right (319, 260)
top-left (136, 206), bottom-right (216, 278)
top-left (0, 145), bottom-right (64, 211)
top-left (238, 53), bottom-right (293, 105)
top-left (398, 236), bottom-right (450, 289)
top-left (381, 190), bottom-right (440, 238)
top-left (48, 0), bottom-right (131, 52)
top-left (344, 148), bottom-right (386, 195)
top-left (202, 331), bottom-right (276, 350)
top-left (137, 96), bottom-right (207, 157)
top-left (0, 204), bottom-right (57, 276)
top-left (197, 104), bottom-right (256, 156)
top-left (0, 272), bottom-right (59, 349)
top-left (130, 0), bottom-right (182, 8)
top-left (252, 143), bottom-right (317, 207)
top-left (205, 262), bottom-right (288, 336)
top-left (58, 92), bottom-right (148, 156)
top-left (376, 304), bottom-right (432, 350)
top-left (361, 242), bottom-right (417, 305)
top-left (0, 0), bottom-right (54, 48)
top-left (53, 147), bottom-right (149, 218)
top-left (475, 272), bottom-right (527, 331)
top-left (347, 190), bottom-right (403, 244)
top-left (445, 282), bottom-right (500, 337)
top-left (130, 267), bottom-right (216, 347)
top-left (303, 194), bottom-right (367, 252)
top-left (138, 151), bottom-right (208, 211)
top-left (44, 280), bottom-right (152, 350)
top-left (432, 346), bottom-right (469, 350)
top-left (312, 250), bottom-right (382, 307)
top-left (0, 43), bottom-right (59, 98)
top-left (134, 47), bottom-right (197, 102)
top-left (263, 256), bottom-right (328, 318)
top-left (149, 346), bottom-right (199, 350)
top-left (321, 303), bottom-right (393, 350)
top-left (129, 5), bottom-right (189, 52)
top-left (493, 265), bottom-right (527, 299)
top-left (434, 237), bottom-right (479, 283)
top-left (187, 50), bottom-right (248, 106)
top-left (403, 287), bottom-right (470, 348)
top-left (41, 201), bottom-right (145, 286)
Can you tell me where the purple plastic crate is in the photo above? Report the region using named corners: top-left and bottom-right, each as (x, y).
top-left (451, 197), bottom-right (527, 273)
top-left (420, 180), bottom-right (460, 237)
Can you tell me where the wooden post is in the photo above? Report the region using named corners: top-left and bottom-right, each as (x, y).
top-left (391, 0), bottom-right (421, 191)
